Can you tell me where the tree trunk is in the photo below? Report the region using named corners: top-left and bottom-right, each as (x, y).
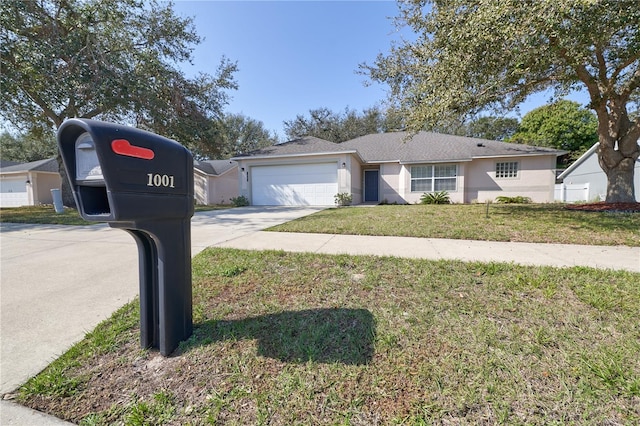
top-left (593, 97), bottom-right (639, 204)
top-left (604, 156), bottom-right (636, 203)
top-left (57, 154), bottom-right (77, 208)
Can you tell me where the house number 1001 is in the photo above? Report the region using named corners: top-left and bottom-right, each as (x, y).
top-left (147, 173), bottom-right (175, 188)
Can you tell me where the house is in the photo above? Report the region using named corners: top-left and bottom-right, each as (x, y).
top-left (556, 143), bottom-right (640, 202)
top-left (0, 158), bottom-right (61, 208)
top-left (232, 132), bottom-right (565, 206)
top-left (193, 160), bottom-right (239, 205)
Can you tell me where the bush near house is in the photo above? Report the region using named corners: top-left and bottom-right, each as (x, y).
top-left (420, 191), bottom-right (450, 204)
top-left (230, 195), bottom-right (250, 207)
top-left (334, 192), bottom-right (353, 206)
top-left (495, 195), bottom-right (532, 204)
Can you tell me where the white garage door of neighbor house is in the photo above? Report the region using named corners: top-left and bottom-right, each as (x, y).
top-left (0, 177), bottom-right (29, 207)
top-left (251, 163), bottom-right (338, 206)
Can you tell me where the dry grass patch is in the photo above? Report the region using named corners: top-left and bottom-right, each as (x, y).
top-left (16, 249), bottom-right (640, 425)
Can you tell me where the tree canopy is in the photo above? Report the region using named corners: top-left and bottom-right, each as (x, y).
top-left (0, 0), bottom-right (237, 159)
top-left (218, 113), bottom-right (279, 159)
top-left (509, 100), bottom-right (598, 162)
top-left (364, 0), bottom-right (640, 202)
top-left (0, 130), bottom-right (57, 163)
top-left (283, 107), bottom-right (402, 143)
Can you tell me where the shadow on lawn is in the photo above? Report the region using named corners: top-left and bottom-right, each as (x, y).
top-left (184, 308), bottom-right (376, 365)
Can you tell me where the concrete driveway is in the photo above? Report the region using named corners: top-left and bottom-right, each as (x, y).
top-left (0, 207), bottom-right (323, 406)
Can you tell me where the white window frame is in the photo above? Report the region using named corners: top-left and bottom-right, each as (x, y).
top-left (410, 164), bottom-right (458, 192)
top-left (495, 161), bottom-right (519, 179)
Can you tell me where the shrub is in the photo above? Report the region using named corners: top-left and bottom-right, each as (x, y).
top-left (495, 196), bottom-right (532, 204)
top-left (420, 191), bottom-right (450, 204)
top-left (230, 195), bottom-right (250, 207)
top-left (334, 192), bottom-right (352, 206)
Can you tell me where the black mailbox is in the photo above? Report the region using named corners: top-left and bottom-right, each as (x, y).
top-left (58, 118), bottom-right (194, 356)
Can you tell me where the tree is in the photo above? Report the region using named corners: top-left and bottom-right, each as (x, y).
top-left (363, 0), bottom-right (640, 202)
top-left (284, 106), bottom-right (401, 142)
top-left (509, 100), bottom-right (598, 162)
top-left (1, 0), bottom-right (237, 204)
top-left (0, 128), bottom-right (57, 163)
top-left (218, 113), bottom-right (279, 159)
top-left (465, 116), bottom-right (519, 141)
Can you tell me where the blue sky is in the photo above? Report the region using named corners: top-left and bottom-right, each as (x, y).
top-left (173, 1), bottom-right (589, 139)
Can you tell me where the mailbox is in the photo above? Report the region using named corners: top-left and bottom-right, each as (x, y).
top-left (58, 118), bottom-right (194, 356)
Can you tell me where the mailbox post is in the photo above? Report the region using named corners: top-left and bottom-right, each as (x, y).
top-left (57, 118), bottom-right (194, 356)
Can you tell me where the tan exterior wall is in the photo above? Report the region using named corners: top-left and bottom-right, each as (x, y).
top-left (349, 157), bottom-right (362, 204)
top-left (195, 168), bottom-right (239, 205)
top-left (209, 169), bottom-right (239, 205)
top-left (464, 156), bottom-right (557, 203)
top-left (380, 163), bottom-right (402, 204)
top-left (33, 172), bottom-right (62, 205)
top-left (194, 171), bottom-right (208, 204)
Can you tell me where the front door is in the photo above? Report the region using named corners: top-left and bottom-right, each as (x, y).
top-left (364, 170), bottom-right (379, 202)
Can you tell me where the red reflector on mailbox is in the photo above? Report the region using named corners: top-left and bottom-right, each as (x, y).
top-left (112, 139), bottom-right (155, 160)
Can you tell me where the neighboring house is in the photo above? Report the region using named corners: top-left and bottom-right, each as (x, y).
top-left (556, 143), bottom-right (640, 202)
top-left (232, 132), bottom-right (565, 206)
top-left (0, 158), bottom-right (62, 208)
top-left (194, 160), bottom-right (239, 205)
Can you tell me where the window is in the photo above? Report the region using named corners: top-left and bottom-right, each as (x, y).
top-left (411, 164), bottom-right (457, 192)
top-left (496, 161), bottom-right (518, 178)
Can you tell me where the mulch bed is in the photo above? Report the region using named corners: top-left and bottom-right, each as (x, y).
top-left (565, 202), bottom-right (640, 212)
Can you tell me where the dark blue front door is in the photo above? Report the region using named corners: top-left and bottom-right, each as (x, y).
top-left (364, 170), bottom-right (379, 202)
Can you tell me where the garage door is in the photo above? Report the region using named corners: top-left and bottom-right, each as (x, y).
top-left (251, 163), bottom-right (338, 206)
top-left (0, 177), bottom-right (29, 207)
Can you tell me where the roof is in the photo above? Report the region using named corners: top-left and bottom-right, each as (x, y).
top-left (0, 158), bottom-right (58, 174)
top-left (234, 132), bottom-right (564, 164)
top-left (194, 160), bottom-right (238, 176)
top-left (0, 160), bottom-right (20, 168)
top-left (341, 132), bottom-right (565, 163)
top-left (232, 136), bottom-right (356, 159)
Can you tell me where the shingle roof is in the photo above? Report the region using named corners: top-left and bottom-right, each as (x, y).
top-left (194, 160), bottom-right (238, 176)
top-left (233, 136), bottom-right (355, 159)
top-left (341, 132), bottom-right (565, 163)
top-left (0, 158), bottom-right (58, 173)
top-left (233, 132), bottom-right (564, 163)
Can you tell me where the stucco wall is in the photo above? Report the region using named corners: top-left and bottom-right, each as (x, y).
top-left (209, 169), bottom-right (239, 205)
top-left (194, 172), bottom-right (208, 204)
top-left (195, 169), bottom-right (239, 205)
top-left (380, 163), bottom-right (403, 204)
top-left (34, 172), bottom-right (62, 204)
top-left (465, 156), bottom-right (557, 203)
top-left (350, 158), bottom-right (362, 204)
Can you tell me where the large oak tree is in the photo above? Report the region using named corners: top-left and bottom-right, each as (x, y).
top-left (364, 0), bottom-right (639, 202)
top-left (1, 0), bottom-right (237, 204)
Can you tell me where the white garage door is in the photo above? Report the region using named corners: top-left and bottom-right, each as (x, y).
top-left (0, 177), bottom-right (29, 207)
top-left (251, 163), bottom-right (338, 206)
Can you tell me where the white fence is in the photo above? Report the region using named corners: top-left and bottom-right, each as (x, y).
top-left (554, 183), bottom-right (589, 203)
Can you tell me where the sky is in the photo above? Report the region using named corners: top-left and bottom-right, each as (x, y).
top-left (172, 0), bottom-right (589, 139)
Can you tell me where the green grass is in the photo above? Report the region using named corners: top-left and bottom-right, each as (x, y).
top-left (17, 249), bottom-right (640, 425)
top-left (0, 205), bottom-right (231, 225)
top-left (0, 206), bottom-right (93, 225)
top-left (269, 204), bottom-right (640, 246)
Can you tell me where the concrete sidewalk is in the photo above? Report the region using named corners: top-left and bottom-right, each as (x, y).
top-left (216, 231), bottom-right (640, 272)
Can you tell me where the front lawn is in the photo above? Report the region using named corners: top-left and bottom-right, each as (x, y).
top-left (16, 249), bottom-right (640, 425)
top-left (269, 204), bottom-right (640, 246)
